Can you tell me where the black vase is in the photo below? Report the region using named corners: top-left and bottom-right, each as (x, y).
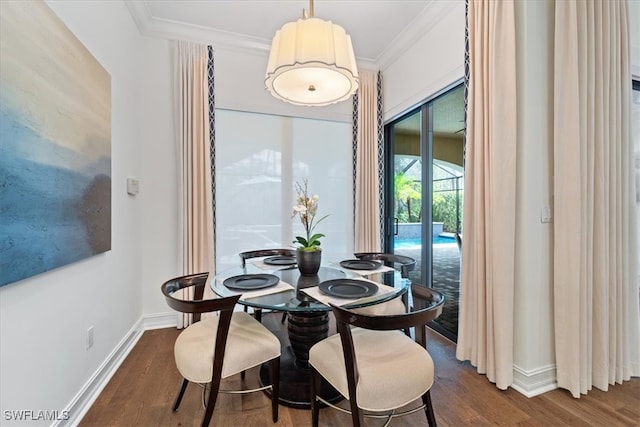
top-left (296, 248), bottom-right (322, 275)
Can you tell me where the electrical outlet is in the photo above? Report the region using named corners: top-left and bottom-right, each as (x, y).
top-left (86, 326), bottom-right (94, 350)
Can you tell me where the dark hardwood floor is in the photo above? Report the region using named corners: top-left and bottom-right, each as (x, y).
top-left (80, 314), bottom-right (640, 426)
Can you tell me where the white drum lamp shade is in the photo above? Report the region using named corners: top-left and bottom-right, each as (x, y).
top-left (265, 16), bottom-right (359, 106)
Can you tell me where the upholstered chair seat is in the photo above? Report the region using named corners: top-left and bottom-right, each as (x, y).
top-left (161, 273), bottom-right (281, 427)
top-left (310, 327), bottom-right (434, 412)
top-left (309, 284), bottom-right (444, 427)
top-left (175, 311), bottom-right (281, 382)
top-left (351, 297), bottom-right (407, 316)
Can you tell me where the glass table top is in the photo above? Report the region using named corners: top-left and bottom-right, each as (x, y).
top-left (212, 262), bottom-right (409, 312)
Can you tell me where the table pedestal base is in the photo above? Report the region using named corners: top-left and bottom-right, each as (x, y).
top-left (259, 311), bottom-right (342, 408)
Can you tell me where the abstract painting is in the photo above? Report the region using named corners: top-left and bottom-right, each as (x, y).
top-left (0, 1), bottom-right (111, 287)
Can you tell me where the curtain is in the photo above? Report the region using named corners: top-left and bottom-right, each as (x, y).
top-left (456, 0), bottom-right (517, 390)
top-left (173, 41), bottom-right (215, 328)
top-left (354, 70), bottom-right (384, 252)
top-left (553, 0), bottom-right (640, 398)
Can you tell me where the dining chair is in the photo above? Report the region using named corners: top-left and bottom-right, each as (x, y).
top-left (161, 273), bottom-right (281, 427)
top-left (239, 248), bottom-right (296, 323)
top-left (351, 252), bottom-right (416, 316)
top-left (353, 252), bottom-right (416, 278)
top-left (239, 248), bottom-right (297, 268)
top-left (309, 285), bottom-right (444, 427)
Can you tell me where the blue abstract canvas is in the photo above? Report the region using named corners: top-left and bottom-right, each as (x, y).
top-left (0, 1), bottom-right (111, 287)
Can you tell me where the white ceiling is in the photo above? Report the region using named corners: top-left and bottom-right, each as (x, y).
top-left (125, 0), bottom-right (465, 134)
top-left (126, 0), bottom-right (460, 69)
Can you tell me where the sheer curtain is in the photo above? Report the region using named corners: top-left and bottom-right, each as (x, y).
top-left (353, 70), bottom-right (383, 252)
top-left (456, 0), bottom-right (517, 390)
top-left (553, 0), bottom-right (640, 398)
top-left (173, 41), bottom-right (215, 328)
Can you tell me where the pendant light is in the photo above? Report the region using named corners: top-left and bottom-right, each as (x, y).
top-left (265, 0), bottom-right (359, 106)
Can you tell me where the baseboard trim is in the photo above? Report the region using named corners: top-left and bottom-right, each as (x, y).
top-left (60, 313), bottom-right (177, 426)
top-left (512, 363), bottom-right (558, 397)
top-left (143, 311), bottom-right (178, 330)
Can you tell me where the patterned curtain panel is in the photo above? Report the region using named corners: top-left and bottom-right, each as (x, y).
top-left (353, 70), bottom-right (384, 252)
top-left (553, 0), bottom-right (640, 398)
top-left (456, 0), bottom-right (518, 390)
top-left (207, 46), bottom-right (216, 278)
top-left (173, 41), bottom-right (215, 328)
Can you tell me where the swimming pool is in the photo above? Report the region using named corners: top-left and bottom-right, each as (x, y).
top-left (394, 235), bottom-right (456, 249)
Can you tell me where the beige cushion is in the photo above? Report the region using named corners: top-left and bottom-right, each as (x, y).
top-left (309, 327), bottom-right (434, 412)
top-left (174, 311), bottom-right (280, 383)
top-left (350, 296), bottom-right (406, 316)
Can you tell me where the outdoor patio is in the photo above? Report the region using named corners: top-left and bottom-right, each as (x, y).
top-left (396, 242), bottom-right (460, 339)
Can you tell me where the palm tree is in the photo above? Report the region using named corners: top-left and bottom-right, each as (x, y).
top-left (394, 173), bottom-right (421, 223)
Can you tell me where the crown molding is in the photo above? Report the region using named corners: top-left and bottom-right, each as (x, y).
top-left (125, 0), bottom-right (271, 55)
top-left (125, 0), bottom-right (460, 70)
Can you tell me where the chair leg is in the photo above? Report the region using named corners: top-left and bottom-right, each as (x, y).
top-left (310, 367), bottom-right (321, 427)
top-left (423, 390), bottom-right (437, 427)
top-left (244, 305), bottom-right (262, 323)
top-left (349, 397), bottom-right (363, 427)
top-left (201, 376), bottom-right (222, 427)
top-left (269, 357), bottom-right (280, 422)
top-left (172, 378), bottom-right (189, 411)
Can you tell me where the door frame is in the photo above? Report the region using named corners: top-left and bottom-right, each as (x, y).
top-left (383, 79), bottom-right (464, 290)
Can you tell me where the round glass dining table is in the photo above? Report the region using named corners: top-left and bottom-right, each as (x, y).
top-left (212, 262), bottom-right (410, 408)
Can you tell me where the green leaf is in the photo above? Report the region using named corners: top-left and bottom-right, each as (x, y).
top-left (294, 236), bottom-right (309, 247)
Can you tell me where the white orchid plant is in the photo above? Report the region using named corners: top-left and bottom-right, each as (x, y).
top-left (291, 179), bottom-right (329, 251)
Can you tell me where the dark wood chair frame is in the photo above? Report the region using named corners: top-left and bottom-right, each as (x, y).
top-left (239, 248), bottom-right (297, 268)
top-left (239, 248), bottom-right (297, 323)
top-left (161, 273), bottom-right (280, 427)
top-left (354, 252), bottom-right (416, 279)
top-left (310, 284), bottom-right (444, 427)
top-left (353, 252), bottom-right (416, 318)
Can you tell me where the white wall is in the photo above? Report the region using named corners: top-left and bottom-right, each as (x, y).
top-left (512, 0), bottom-right (556, 395)
top-left (0, 0), bottom-right (143, 424)
top-left (136, 35), bottom-right (180, 319)
top-left (381, 0), bottom-right (465, 122)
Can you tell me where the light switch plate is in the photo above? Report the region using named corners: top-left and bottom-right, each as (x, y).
top-left (541, 205), bottom-right (552, 223)
top-left (127, 178), bottom-right (139, 195)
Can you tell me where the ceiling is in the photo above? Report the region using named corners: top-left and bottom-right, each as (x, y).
top-left (125, 0), bottom-right (460, 69)
top-left (125, 0), bottom-right (464, 134)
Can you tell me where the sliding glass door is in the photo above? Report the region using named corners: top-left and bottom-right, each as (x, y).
top-left (384, 83), bottom-right (464, 341)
